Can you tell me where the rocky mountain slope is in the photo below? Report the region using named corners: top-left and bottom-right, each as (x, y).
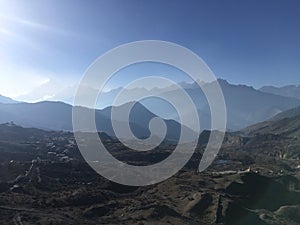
top-left (0, 120), bottom-right (299, 224)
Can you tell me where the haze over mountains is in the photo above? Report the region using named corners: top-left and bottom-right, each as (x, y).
top-left (1, 79), bottom-right (300, 136)
top-left (0, 95), bottom-right (19, 104)
top-left (260, 85), bottom-right (300, 99)
top-left (0, 101), bottom-right (196, 143)
top-left (241, 104), bottom-right (300, 136)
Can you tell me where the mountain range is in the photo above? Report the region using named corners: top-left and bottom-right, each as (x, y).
top-left (101, 79), bottom-right (300, 130)
top-left (1, 79), bottom-right (300, 137)
top-left (45, 79), bottom-right (300, 130)
top-left (0, 95), bottom-right (19, 104)
top-left (0, 101), bottom-right (196, 142)
top-left (260, 85), bottom-right (300, 99)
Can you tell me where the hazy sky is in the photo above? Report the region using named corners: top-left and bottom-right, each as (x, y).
top-left (1, 0), bottom-right (300, 99)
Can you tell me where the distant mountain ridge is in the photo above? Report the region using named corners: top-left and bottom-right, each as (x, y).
top-left (2, 80), bottom-right (300, 132)
top-left (0, 101), bottom-right (196, 142)
top-left (260, 85), bottom-right (300, 99)
top-left (146, 79), bottom-right (300, 130)
top-left (82, 79), bottom-right (300, 130)
top-left (204, 80), bottom-right (300, 129)
top-left (0, 95), bottom-right (19, 104)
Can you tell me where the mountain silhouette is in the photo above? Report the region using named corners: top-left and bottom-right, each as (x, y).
top-left (260, 85), bottom-right (300, 99)
top-left (0, 101), bottom-right (196, 142)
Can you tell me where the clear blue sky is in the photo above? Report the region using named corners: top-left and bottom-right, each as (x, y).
top-left (1, 0), bottom-right (300, 98)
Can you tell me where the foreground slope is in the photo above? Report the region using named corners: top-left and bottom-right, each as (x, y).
top-left (242, 106), bottom-right (300, 138)
top-left (0, 120), bottom-right (299, 224)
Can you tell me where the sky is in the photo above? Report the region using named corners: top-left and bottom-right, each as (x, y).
top-left (1, 0), bottom-right (300, 100)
